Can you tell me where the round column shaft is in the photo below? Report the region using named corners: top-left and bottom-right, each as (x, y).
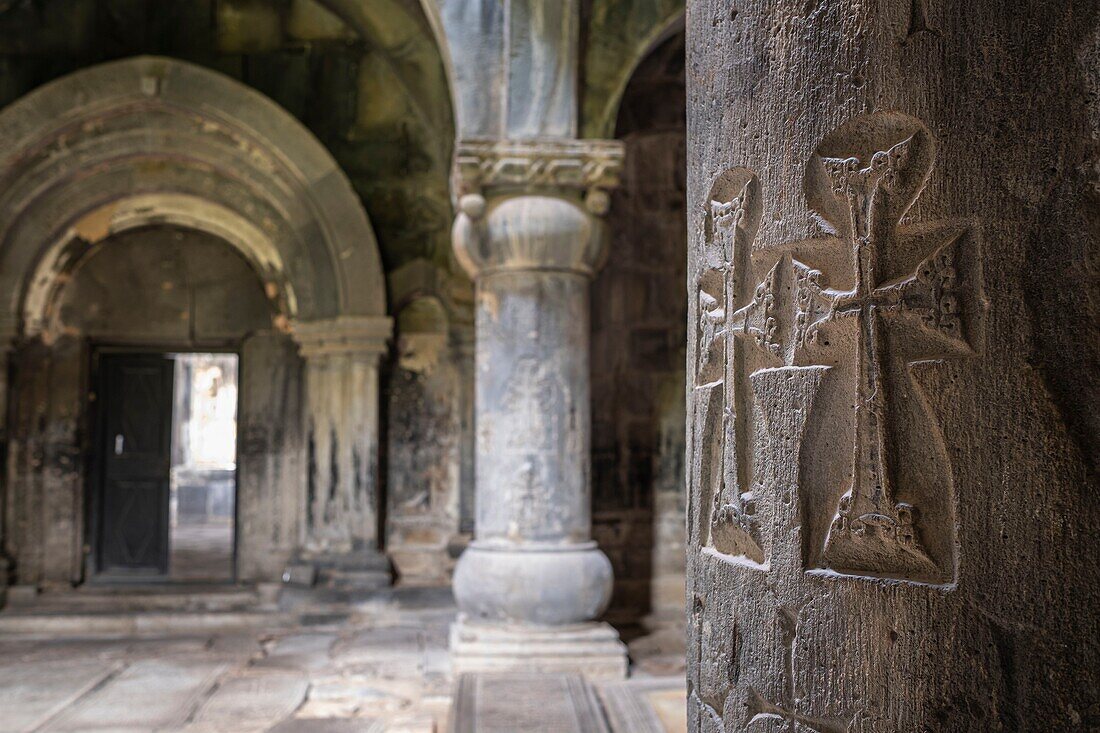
top-left (452, 192), bottom-right (612, 627)
top-left (475, 268), bottom-right (591, 545)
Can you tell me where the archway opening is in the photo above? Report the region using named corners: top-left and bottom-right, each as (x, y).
top-left (591, 28), bottom-right (687, 661)
top-left (0, 57), bottom-right (390, 590)
top-left (10, 223), bottom-right (280, 584)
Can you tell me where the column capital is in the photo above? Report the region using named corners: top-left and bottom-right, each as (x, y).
top-left (291, 315), bottom-right (393, 360)
top-left (452, 138), bottom-right (624, 279)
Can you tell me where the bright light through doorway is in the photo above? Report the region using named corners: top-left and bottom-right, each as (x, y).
top-left (169, 353), bottom-right (238, 582)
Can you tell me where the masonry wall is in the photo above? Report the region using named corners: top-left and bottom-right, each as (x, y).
top-left (386, 295), bottom-right (473, 583)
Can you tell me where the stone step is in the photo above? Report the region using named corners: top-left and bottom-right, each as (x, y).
top-left (0, 609), bottom-right (288, 637)
top-left (449, 672), bottom-right (611, 733)
top-left (319, 568), bottom-right (391, 588)
top-left (6, 587), bottom-right (266, 614)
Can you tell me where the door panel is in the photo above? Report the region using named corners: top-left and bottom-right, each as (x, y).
top-left (97, 354), bottom-right (175, 575)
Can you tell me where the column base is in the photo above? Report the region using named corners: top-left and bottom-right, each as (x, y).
top-left (453, 540), bottom-right (613, 625)
top-left (449, 613), bottom-right (628, 679)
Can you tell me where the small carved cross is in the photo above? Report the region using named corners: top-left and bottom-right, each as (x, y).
top-left (695, 175), bottom-right (768, 564)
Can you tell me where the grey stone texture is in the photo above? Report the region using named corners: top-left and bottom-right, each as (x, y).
top-left (294, 316), bottom-right (391, 574)
top-left (687, 1), bottom-right (1100, 730)
top-left (385, 260), bottom-right (476, 584)
top-left (434, 0), bottom-right (579, 139)
top-left (0, 10), bottom-right (704, 729)
top-left (0, 585), bottom-right (682, 732)
top-left (449, 673), bottom-right (610, 733)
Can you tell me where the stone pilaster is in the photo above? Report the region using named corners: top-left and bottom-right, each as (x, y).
top-left (290, 315), bottom-right (392, 590)
top-left (449, 138), bottom-right (628, 678)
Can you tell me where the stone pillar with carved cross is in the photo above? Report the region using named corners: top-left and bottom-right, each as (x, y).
top-left (448, 138), bottom-right (629, 678)
top-left (687, 1), bottom-right (1100, 728)
top-left (287, 316), bottom-right (393, 592)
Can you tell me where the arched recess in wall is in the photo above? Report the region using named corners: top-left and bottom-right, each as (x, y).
top-left (0, 56), bottom-right (390, 587)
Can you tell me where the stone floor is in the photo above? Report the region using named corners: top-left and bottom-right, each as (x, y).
top-left (169, 523), bottom-right (234, 582)
top-left (0, 585), bottom-right (685, 733)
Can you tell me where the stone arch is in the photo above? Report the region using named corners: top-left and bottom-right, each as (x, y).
top-left (0, 55), bottom-right (387, 341)
top-left (581, 5), bottom-right (684, 139)
top-left (0, 56), bottom-right (393, 587)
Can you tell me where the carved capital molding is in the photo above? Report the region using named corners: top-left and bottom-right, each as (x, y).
top-left (451, 138), bottom-right (623, 280)
top-left (292, 315), bottom-right (393, 361)
top-left (454, 138), bottom-right (624, 203)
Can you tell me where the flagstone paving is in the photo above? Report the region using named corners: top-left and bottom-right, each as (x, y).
top-left (0, 586), bottom-right (684, 733)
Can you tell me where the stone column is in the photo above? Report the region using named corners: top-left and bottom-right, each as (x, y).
top-left (688, 1), bottom-right (1099, 730)
top-left (449, 138), bottom-right (628, 677)
top-left (289, 315), bottom-right (392, 590)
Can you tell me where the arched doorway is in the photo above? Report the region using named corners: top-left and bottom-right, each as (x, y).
top-left (37, 225), bottom-right (269, 581)
top-left (0, 57), bottom-right (390, 588)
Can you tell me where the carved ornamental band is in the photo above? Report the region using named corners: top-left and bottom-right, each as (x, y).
top-left (454, 138), bottom-right (623, 200)
top-left (693, 112), bottom-right (986, 585)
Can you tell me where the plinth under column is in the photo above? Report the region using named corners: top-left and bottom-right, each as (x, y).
top-left (450, 615), bottom-right (628, 679)
top-left (449, 540), bottom-right (627, 677)
top-left (450, 539), bottom-right (629, 679)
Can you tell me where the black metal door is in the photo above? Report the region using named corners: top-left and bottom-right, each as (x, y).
top-left (96, 353), bottom-right (174, 575)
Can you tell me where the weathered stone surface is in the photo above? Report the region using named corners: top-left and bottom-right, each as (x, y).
top-left (294, 316), bottom-right (392, 567)
top-left (0, 56), bottom-right (390, 589)
top-left (43, 658), bottom-right (226, 731)
top-left (450, 615), bottom-right (629, 679)
top-left (450, 673), bottom-right (610, 733)
top-left (188, 669), bottom-right (309, 729)
top-left (267, 719), bottom-right (383, 733)
top-left (0, 659), bottom-right (118, 732)
top-left (434, 1), bottom-right (579, 139)
top-left (596, 676), bottom-right (688, 733)
top-left (0, 0), bottom-right (455, 272)
top-left (385, 264), bottom-right (476, 583)
top-left (238, 330), bottom-right (306, 582)
top-left (580, 0), bottom-right (685, 139)
top-left (687, 2), bottom-right (1100, 730)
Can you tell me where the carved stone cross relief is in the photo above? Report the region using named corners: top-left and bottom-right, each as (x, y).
top-left (695, 112), bottom-right (984, 584)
